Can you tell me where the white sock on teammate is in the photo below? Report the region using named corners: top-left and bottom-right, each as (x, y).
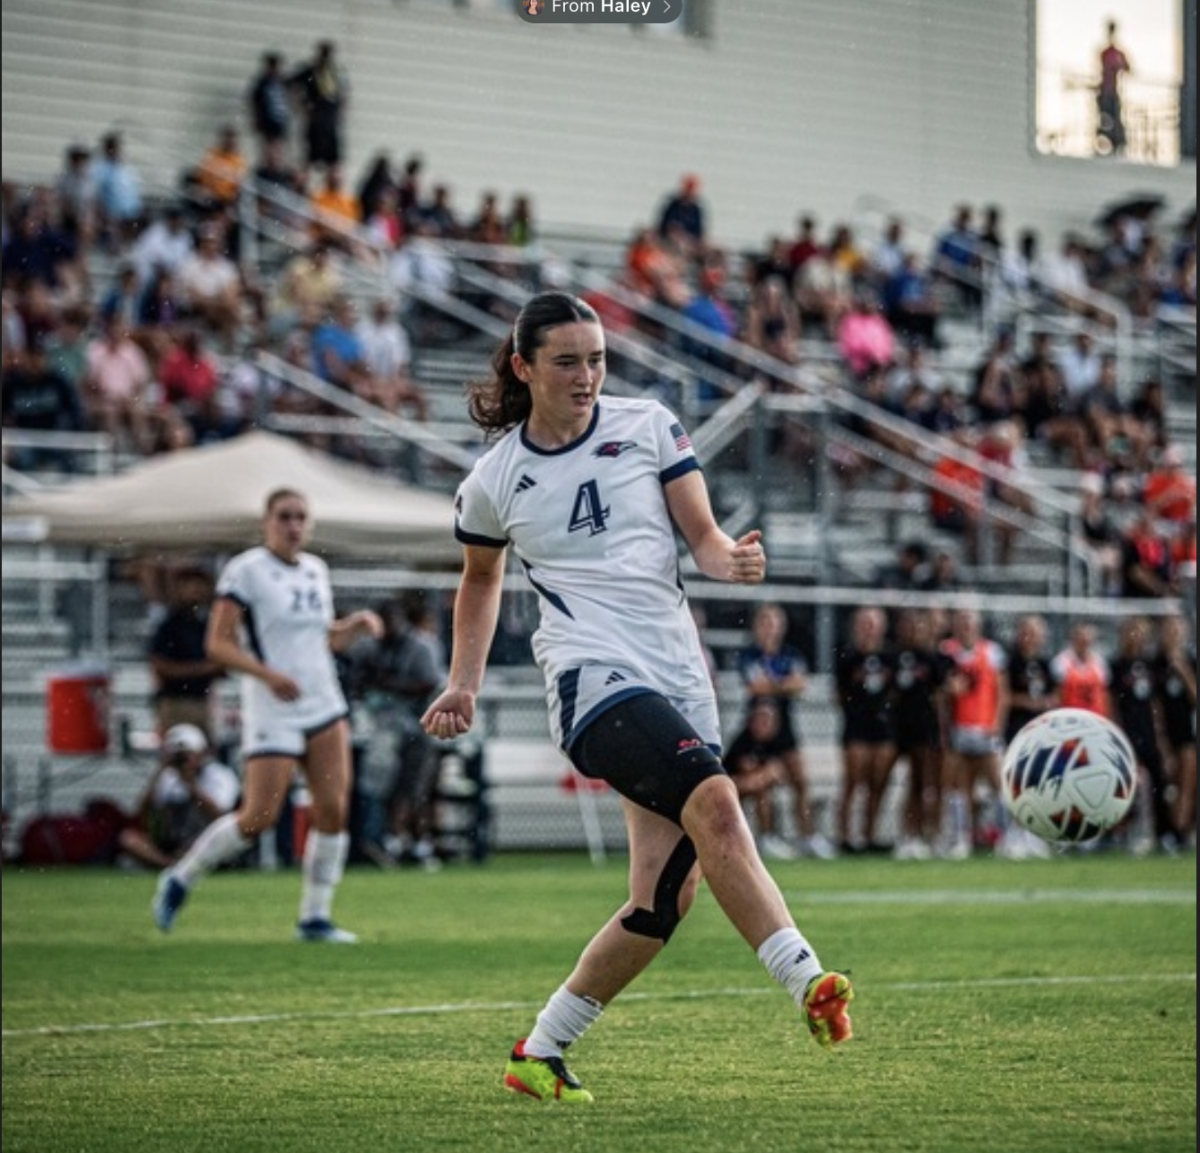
top-left (757, 927), bottom-right (824, 1007)
top-left (171, 813), bottom-right (253, 889)
top-left (524, 985), bottom-right (605, 1059)
top-left (298, 831), bottom-right (349, 924)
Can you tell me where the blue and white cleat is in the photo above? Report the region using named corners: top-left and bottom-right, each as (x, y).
top-left (152, 874), bottom-right (189, 933)
top-left (295, 918), bottom-right (359, 944)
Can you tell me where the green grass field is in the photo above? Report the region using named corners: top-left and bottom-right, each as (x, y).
top-left (3, 853), bottom-right (1196, 1153)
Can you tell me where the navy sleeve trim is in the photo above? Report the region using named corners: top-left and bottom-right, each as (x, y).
top-left (660, 458), bottom-right (702, 486)
top-left (455, 526), bottom-right (508, 549)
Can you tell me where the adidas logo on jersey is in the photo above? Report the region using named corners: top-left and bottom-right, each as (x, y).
top-left (605, 671), bottom-right (628, 686)
top-left (515, 474), bottom-right (538, 494)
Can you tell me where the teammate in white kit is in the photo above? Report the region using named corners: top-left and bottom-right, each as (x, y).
top-left (421, 292), bottom-right (853, 1103)
top-left (152, 488), bottom-right (383, 942)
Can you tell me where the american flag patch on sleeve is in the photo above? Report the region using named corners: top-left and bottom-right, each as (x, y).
top-left (670, 422), bottom-right (693, 452)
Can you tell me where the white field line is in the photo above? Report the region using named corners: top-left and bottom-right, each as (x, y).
top-left (784, 887), bottom-right (1198, 906)
top-left (3, 972), bottom-right (1195, 1041)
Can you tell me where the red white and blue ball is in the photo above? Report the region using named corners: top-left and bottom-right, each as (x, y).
top-left (1001, 708), bottom-right (1138, 844)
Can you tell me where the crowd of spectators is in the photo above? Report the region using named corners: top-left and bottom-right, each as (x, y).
top-left (2, 41), bottom-right (1195, 602)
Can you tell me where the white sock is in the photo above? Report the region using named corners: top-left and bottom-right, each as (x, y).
top-left (171, 813), bottom-right (252, 889)
top-left (524, 985), bottom-right (605, 1059)
top-left (299, 831), bottom-right (348, 924)
top-left (757, 927), bottom-right (823, 1008)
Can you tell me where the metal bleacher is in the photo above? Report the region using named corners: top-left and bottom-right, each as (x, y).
top-left (2, 181), bottom-right (1195, 862)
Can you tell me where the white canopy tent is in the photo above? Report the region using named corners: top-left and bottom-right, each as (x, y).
top-left (1, 431), bottom-right (464, 563)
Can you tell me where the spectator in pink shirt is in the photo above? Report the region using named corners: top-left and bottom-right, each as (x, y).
top-left (83, 311), bottom-right (154, 452)
top-left (837, 291), bottom-right (896, 380)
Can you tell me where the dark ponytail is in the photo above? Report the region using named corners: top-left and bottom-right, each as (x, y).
top-left (466, 291), bottom-right (600, 436)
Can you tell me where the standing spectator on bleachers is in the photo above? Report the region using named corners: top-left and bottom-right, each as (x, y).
top-left (931, 204), bottom-right (980, 308)
top-left (55, 143), bottom-right (96, 256)
top-left (835, 606), bottom-right (896, 855)
top-left (939, 607), bottom-right (1009, 859)
top-left (289, 40), bottom-right (349, 176)
top-left (356, 152), bottom-right (398, 224)
top-left (248, 51), bottom-right (293, 157)
top-left (396, 154), bottom-right (425, 228)
top-left (147, 565), bottom-right (222, 739)
top-left (91, 131), bottom-right (144, 249)
top-left (1110, 616), bottom-right (1179, 853)
top-left (656, 173), bottom-right (706, 259)
top-left (869, 217), bottom-right (908, 286)
top-left (787, 214), bottom-right (822, 276)
top-left (1051, 621), bottom-right (1112, 717)
top-left (1154, 614), bottom-right (1197, 849)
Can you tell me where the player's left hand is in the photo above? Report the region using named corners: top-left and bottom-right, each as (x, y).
top-left (729, 530), bottom-right (767, 584)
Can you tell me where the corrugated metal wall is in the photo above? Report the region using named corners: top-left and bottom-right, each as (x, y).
top-left (2, 0), bottom-right (1194, 246)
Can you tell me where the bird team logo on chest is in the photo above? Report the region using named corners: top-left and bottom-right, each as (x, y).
top-left (593, 440), bottom-right (638, 459)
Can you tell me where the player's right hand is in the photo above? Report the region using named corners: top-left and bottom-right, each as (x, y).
top-left (421, 689), bottom-right (475, 739)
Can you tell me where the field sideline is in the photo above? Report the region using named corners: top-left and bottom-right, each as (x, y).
top-left (3, 854), bottom-right (1196, 1153)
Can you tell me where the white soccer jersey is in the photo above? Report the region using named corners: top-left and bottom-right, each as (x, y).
top-left (215, 546), bottom-right (347, 754)
top-left (455, 396), bottom-right (717, 750)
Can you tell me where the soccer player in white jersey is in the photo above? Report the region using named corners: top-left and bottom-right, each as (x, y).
top-left (151, 489), bottom-right (383, 942)
top-left (422, 292), bottom-right (853, 1103)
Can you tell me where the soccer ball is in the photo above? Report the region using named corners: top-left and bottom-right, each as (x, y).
top-left (1001, 708), bottom-right (1138, 844)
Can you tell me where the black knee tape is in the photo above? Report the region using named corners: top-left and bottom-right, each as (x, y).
top-left (621, 836), bottom-right (698, 944)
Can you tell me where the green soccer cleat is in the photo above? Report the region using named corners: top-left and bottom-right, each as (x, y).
top-left (803, 971), bottom-right (854, 1049)
top-left (503, 1039), bottom-right (594, 1103)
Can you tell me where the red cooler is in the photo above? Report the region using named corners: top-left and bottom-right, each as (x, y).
top-left (46, 665), bottom-right (111, 755)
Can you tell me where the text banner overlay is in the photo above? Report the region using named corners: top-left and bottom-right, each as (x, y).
top-left (518, 0), bottom-right (682, 25)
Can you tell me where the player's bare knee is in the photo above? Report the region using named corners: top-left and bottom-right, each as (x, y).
top-left (681, 775), bottom-right (746, 843)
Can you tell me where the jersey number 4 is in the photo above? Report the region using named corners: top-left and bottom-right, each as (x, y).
top-left (568, 481), bottom-right (611, 537)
